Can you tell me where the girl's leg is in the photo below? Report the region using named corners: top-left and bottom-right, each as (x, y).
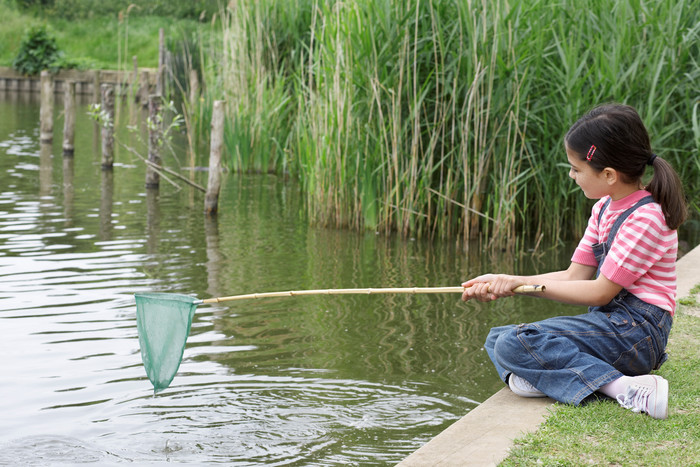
top-left (599, 374), bottom-right (669, 419)
top-left (483, 324), bottom-right (517, 383)
top-left (485, 325), bottom-right (546, 397)
top-left (492, 315), bottom-right (621, 404)
top-left (489, 305), bottom-right (667, 405)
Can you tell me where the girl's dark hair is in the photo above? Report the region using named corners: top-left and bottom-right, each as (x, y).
top-left (565, 103), bottom-right (687, 230)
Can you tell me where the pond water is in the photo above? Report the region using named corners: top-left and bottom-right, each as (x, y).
top-left (0, 91), bottom-right (627, 465)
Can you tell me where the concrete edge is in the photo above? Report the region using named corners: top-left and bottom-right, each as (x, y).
top-left (397, 243), bottom-right (700, 467)
top-left (396, 388), bottom-right (554, 467)
top-left (675, 244), bottom-right (700, 299)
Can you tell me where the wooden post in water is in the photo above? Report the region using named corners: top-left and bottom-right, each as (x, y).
top-left (146, 94), bottom-right (162, 188)
top-left (132, 55), bottom-right (139, 98)
top-left (204, 100), bottom-right (225, 215)
top-left (39, 70), bottom-right (54, 143)
top-left (62, 80), bottom-right (76, 156)
top-left (92, 70), bottom-right (101, 104)
top-left (186, 69), bottom-right (200, 173)
top-left (157, 28), bottom-right (165, 96)
top-left (100, 84), bottom-right (115, 169)
top-left (139, 70), bottom-right (150, 106)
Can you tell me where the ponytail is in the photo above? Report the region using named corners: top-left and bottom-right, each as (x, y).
top-left (646, 156), bottom-right (687, 230)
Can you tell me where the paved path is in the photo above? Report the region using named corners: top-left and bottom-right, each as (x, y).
top-left (397, 244), bottom-right (700, 466)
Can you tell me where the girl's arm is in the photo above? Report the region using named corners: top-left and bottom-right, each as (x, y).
top-left (526, 262), bottom-right (595, 282)
top-left (462, 262), bottom-right (623, 307)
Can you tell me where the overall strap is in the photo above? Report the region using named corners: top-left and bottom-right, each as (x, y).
top-left (597, 197), bottom-right (612, 226)
top-left (592, 195), bottom-right (654, 278)
top-left (603, 195), bottom-right (654, 249)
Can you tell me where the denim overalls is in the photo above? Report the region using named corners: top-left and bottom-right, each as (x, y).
top-left (483, 197), bottom-right (673, 405)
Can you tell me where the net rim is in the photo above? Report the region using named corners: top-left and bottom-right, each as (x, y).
top-left (135, 293), bottom-right (199, 304)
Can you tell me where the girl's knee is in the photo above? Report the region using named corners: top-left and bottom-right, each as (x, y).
top-left (485, 324), bottom-right (517, 348)
top-left (493, 323), bottom-right (544, 367)
top-left (492, 326), bottom-right (522, 364)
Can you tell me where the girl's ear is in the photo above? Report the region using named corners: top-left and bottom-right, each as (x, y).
top-left (601, 167), bottom-right (618, 186)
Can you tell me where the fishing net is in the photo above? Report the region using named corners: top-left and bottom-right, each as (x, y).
top-left (134, 293), bottom-right (198, 393)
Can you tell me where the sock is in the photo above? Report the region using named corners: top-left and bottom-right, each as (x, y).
top-left (599, 375), bottom-right (634, 399)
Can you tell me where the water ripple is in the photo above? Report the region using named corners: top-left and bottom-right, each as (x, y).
top-left (0, 96), bottom-right (572, 464)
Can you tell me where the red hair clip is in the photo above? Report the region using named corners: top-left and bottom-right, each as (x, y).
top-left (586, 145), bottom-right (597, 161)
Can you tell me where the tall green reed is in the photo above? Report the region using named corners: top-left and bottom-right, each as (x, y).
top-left (209, 0), bottom-right (304, 174)
top-left (206, 0), bottom-right (700, 248)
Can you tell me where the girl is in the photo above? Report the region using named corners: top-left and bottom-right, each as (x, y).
top-left (461, 104), bottom-right (687, 420)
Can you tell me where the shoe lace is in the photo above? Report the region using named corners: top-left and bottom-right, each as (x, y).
top-left (616, 384), bottom-right (651, 414)
top-left (513, 375), bottom-right (540, 393)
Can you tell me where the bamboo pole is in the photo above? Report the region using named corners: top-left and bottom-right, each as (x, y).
top-left (145, 94), bottom-right (162, 188)
top-left (204, 100), bottom-right (225, 214)
top-left (40, 70), bottom-right (54, 143)
top-left (100, 83), bottom-right (115, 169)
top-left (62, 80), bottom-right (76, 156)
top-left (197, 285), bottom-right (545, 305)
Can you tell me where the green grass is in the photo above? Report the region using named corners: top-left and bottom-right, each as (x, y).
top-left (0, 1), bottom-right (34, 65)
top-left (0, 1), bottom-right (208, 70)
top-left (678, 284), bottom-right (700, 307)
top-left (500, 305), bottom-right (700, 466)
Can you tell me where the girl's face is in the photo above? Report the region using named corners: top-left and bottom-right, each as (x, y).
top-left (566, 143), bottom-right (610, 199)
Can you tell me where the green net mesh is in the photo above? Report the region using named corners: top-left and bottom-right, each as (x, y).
top-left (134, 293), bottom-right (198, 393)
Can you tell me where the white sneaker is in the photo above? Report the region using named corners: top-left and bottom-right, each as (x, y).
top-left (616, 374), bottom-right (668, 420)
top-left (508, 374), bottom-right (546, 398)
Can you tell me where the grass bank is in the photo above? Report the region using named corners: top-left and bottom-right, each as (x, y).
top-left (501, 299), bottom-right (700, 466)
top-left (0, 1), bottom-right (208, 70)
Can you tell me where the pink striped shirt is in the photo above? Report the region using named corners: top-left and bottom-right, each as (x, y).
top-left (571, 190), bottom-right (678, 314)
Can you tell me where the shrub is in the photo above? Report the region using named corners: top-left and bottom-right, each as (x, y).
top-left (12, 25), bottom-right (67, 75)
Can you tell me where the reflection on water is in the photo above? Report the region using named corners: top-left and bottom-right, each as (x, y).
top-left (100, 169), bottom-right (114, 241)
top-left (0, 92), bottom-right (581, 464)
top-left (62, 154), bottom-right (74, 224)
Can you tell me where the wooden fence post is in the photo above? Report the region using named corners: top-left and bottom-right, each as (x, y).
top-left (139, 70), bottom-right (150, 106)
top-left (146, 94), bottom-right (162, 188)
top-left (100, 83), bottom-right (115, 169)
top-left (157, 28), bottom-right (165, 96)
top-left (204, 100), bottom-right (225, 215)
top-left (132, 55), bottom-right (138, 97)
top-left (62, 80), bottom-right (76, 156)
top-left (92, 70), bottom-right (101, 104)
top-left (40, 70), bottom-right (54, 143)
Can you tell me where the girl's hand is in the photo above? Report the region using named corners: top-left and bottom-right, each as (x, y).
top-left (461, 274), bottom-right (524, 302)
